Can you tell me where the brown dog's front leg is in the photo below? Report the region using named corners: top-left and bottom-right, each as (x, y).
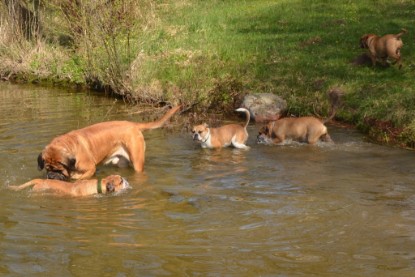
top-left (71, 159), bottom-right (96, 180)
top-left (272, 137), bottom-right (284, 145)
top-left (71, 169), bottom-right (96, 180)
top-left (370, 55), bottom-right (377, 67)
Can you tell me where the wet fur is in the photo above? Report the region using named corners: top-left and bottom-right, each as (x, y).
top-left (192, 108), bottom-right (250, 149)
top-left (8, 175), bottom-right (129, 197)
top-left (257, 91), bottom-right (341, 145)
top-left (37, 106), bottom-right (181, 180)
top-left (257, 116), bottom-right (333, 145)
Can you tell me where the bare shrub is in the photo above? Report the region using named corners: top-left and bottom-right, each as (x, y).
top-left (53, 0), bottom-right (158, 98)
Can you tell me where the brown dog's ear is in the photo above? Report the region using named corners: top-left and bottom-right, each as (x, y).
top-left (37, 153), bottom-right (44, 170)
top-left (203, 123), bottom-right (209, 128)
top-left (67, 157), bottom-right (77, 171)
top-left (59, 156), bottom-right (76, 173)
top-left (266, 123), bottom-right (276, 138)
top-left (360, 35), bottom-right (368, 48)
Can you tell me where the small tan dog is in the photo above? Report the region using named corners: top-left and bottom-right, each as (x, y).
top-left (192, 108), bottom-right (250, 149)
top-left (360, 29), bottom-right (407, 68)
top-left (257, 89), bottom-right (342, 145)
top-left (257, 117), bottom-right (332, 145)
top-left (8, 175), bottom-right (129, 197)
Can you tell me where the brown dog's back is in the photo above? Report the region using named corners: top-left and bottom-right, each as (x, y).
top-left (259, 116), bottom-right (330, 145)
top-left (209, 124), bottom-right (247, 147)
top-left (361, 29), bottom-right (407, 68)
top-left (276, 117), bottom-right (327, 142)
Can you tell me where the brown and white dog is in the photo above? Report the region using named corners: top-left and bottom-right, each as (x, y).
top-left (8, 175), bottom-right (129, 197)
top-left (192, 108), bottom-right (250, 149)
top-left (37, 105), bottom-right (181, 180)
top-left (257, 116), bottom-right (333, 145)
top-left (360, 29), bottom-right (407, 68)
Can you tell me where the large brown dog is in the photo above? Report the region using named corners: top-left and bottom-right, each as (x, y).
top-left (9, 175), bottom-right (129, 197)
top-left (360, 29), bottom-right (407, 68)
top-left (38, 105), bottom-right (181, 180)
top-left (192, 108), bottom-right (250, 149)
top-left (257, 117), bottom-right (333, 145)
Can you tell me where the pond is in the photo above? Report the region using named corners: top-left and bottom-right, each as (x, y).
top-left (1, 83), bottom-right (415, 276)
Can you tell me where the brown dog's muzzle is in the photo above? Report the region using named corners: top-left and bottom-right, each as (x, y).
top-left (257, 133), bottom-right (268, 144)
top-left (193, 133), bottom-right (199, 141)
top-left (257, 126), bottom-right (269, 144)
top-left (46, 171), bottom-right (68, 181)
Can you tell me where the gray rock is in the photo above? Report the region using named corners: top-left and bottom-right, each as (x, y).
top-left (241, 93), bottom-right (287, 122)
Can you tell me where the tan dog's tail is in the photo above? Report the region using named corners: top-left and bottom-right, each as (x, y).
top-left (323, 88), bottom-right (343, 123)
top-left (395, 28), bottom-right (407, 39)
top-left (236, 108), bottom-right (251, 128)
top-left (134, 105), bottom-right (181, 131)
top-left (8, 179), bottom-right (40, 191)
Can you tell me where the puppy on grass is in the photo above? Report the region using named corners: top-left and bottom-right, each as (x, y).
top-left (192, 108), bottom-right (251, 149)
top-left (8, 175), bottom-right (129, 197)
top-left (360, 28), bottom-right (407, 69)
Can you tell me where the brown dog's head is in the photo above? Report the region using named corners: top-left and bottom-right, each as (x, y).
top-left (101, 175), bottom-right (129, 194)
top-left (257, 122), bottom-right (274, 144)
top-left (37, 146), bottom-right (76, 181)
top-left (191, 123), bottom-right (210, 143)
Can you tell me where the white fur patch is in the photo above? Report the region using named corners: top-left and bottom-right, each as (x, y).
top-left (103, 147), bottom-right (131, 167)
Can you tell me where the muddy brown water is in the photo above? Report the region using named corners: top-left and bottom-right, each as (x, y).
top-left (1, 83), bottom-right (415, 276)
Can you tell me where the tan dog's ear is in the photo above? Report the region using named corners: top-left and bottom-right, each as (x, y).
top-left (203, 123), bottom-right (209, 128)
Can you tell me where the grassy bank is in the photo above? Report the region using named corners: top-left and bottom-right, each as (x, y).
top-left (1, 0), bottom-right (415, 147)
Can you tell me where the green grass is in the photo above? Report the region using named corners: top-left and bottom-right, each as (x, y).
top-left (1, 0), bottom-right (415, 147)
top-left (131, 0), bottom-right (415, 146)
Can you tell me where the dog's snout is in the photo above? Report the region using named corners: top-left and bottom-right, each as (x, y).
top-left (46, 171), bottom-right (68, 181)
top-left (193, 133), bottom-right (199, 141)
top-left (256, 134), bottom-right (266, 144)
top-left (106, 182), bottom-right (115, 193)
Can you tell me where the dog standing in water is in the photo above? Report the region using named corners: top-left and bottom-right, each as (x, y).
top-left (37, 106), bottom-right (181, 180)
top-left (257, 116), bottom-right (333, 145)
top-left (257, 88), bottom-right (342, 145)
top-left (192, 108), bottom-right (251, 149)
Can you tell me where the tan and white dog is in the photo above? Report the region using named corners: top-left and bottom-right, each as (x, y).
top-left (8, 175), bottom-right (129, 197)
top-left (360, 29), bottom-right (407, 68)
top-left (192, 108), bottom-right (250, 149)
top-left (257, 116), bottom-right (333, 145)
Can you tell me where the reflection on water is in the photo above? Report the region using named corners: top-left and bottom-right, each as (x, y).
top-left (0, 83), bottom-right (415, 276)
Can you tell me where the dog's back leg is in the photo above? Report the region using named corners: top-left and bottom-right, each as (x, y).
top-left (128, 133), bottom-right (146, 172)
top-left (232, 141), bottom-right (250, 149)
top-left (9, 179), bottom-right (42, 191)
top-left (320, 133), bottom-right (334, 143)
top-left (231, 136), bottom-right (249, 149)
